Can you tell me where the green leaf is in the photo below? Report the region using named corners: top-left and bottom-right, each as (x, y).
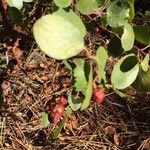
top-left (54, 9), bottom-right (86, 38)
top-left (23, 0), bottom-right (34, 2)
top-left (121, 23), bottom-right (135, 51)
top-left (96, 47), bottom-right (108, 83)
top-left (42, 112), bottom-right (49, 128)
top-left (63, 60), bottom-right (74, 71)
top-left (127, 0), bottom-right (135, 21)
top-left (54, 0), bottom-right (72, 8)
top-left (133, 25), bottom-right (150, 45)
top-left (68, 93), bottom-right (82, 111)
top-left (141, 54), bottom-right (149, 72)
top-left (108, 36), bottom-right (124, 57)
top-left (111, 54), bottom-right (139, 89)
top-left (80, 67), bottom-right (93, 110)
top-left (6, 0), bottom-right (23, 10)
top-left (65, 108), bottom-right (72, 117)
top-left (106, 0), bottom-right (130, 28)
top-left (33, 14), bottom-right (84, 60)
top-left (74, 59), bottom-right (87, 94)
top-left (76, 0), bottom-right (100, 15)
top-left (52, 118), bottom-right (67, 139)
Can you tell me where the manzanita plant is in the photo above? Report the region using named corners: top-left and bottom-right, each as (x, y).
top-left (1, 0), bottom-right (150, 138)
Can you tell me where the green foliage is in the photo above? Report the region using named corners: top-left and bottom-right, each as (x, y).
top-left (132, 67), bottom-right (150, 92)
top-left (141, 54), bottom-right (149, 72)
top-left (54, 9), bottom-right (86, 38)
top-left (75, 0), bottom-right (101, 15)
top-left (54, 0), bottom-right (73, 8)
top-left (6, 0), bottom-right (33, 10)
top-left (42, 112), bottom-right (49, 128)
top-left (121, 23), bottom-right (135, 51)
top-left (111, 54), bottom-right (139, 89)
top-left (73, 59), bottom-right (87, 94)
top-left (106, 0), bottom-right (130, 28)
top-left (33, 14), bottom-right (85, 59)
top-left (133, 25), bottom-right (150, 45)
top-left (96, 47), bottom-right (108, 83)
top-left (81, 67), bottom-right (93, 110)
top-left (52, 118), bottom-right (67, 139)
top-left (68, 93), bottom-right (82, 111)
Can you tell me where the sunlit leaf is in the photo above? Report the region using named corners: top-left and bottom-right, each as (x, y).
top-left (81, 66), bottom-right (93, 110)
top-left (74, 59), bottom-right (87, 94)
top-left (96, 47), bottom-right (108, 83)
top-left (76, 0), bottom-right (100, 15)
top-left (54, 0), bottom-right (73, 8)
top-left (111, 54), bottom-right (139, 89)
top-left (141, 54), bottom-right (149, 72)
top-left (121, 23), bottom-right (135, 51)
top-left (106, 0), bottom-right (130, 27)
top-left (42, 112), bottom-right (49, 128)
top-left (33, 14), bottom-right (84, 60)
top-left (54, 9), bottom-right (86, 38)
top-left (6, 0), bottom-right (23, 10)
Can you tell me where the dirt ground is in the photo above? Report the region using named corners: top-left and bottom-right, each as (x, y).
top-left (0, 1), bottom-right (150, 150)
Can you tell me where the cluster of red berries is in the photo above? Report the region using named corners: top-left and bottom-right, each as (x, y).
top-left (45, 96), bottom-right (67, 125)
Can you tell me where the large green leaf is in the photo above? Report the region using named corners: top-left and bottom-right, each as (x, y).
top-left (76, 0), bottom-right (100, 15)
top-left (81, 67), bottom-right (93, 110)
top-left (6, 0), bottom-right (23, 10)
top-left (96, 47), bottom-right (108, 83)
top-left (133, 25), bottom-right (150, 45)
top-left (33, 14), bottom-right (85, 60)
top-left (74, 59), bottom-right (87, 94)
top-left (111, 54), bottom-right (139, 89)
top-left (54, 0), bottom-right (72, 8)
top-left (106, 0), bottom-right (130, 28)
top-left (6, 0), bottom-right (33, 9)
top-left (54, 9), bottom-right (86, 38)
top-left (121, 23), bottom-right (135, 51)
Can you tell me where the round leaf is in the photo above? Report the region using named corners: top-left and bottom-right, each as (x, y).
top-left (54, 9), bottom-right (86, 38)
top-left (33, 14), bottom-right (84, 60)
top-left (6, 0), bottom-right (23, 10)
top-left (121, 23), bottom-right (135, 51)
top-left (54, 0), bottom-right (73, 8)
top-left (106, 0), bottom-right (130, 27)
top-left (111, 54), bottom-right (139, 89)
top-left (76, 0), bottom-right (100, 15)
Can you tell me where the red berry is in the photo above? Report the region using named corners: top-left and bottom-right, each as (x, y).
top-left (57, 96), bottom-right (68, 105)
top-left (53, 104), bottom-right (64, 116)
top-left (50, 104), bottom-right (65, 125)
top-left (93, 88), bottom-right (105, 104)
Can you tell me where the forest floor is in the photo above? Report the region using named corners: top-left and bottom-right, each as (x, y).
top-left (0, 1), bottom-right (150, 150)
